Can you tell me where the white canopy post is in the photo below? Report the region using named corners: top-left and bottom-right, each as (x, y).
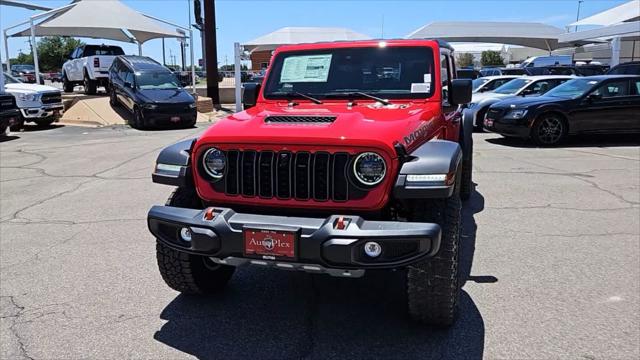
top-left (29, 18), bottom-right (40, 83)
top-left (234, 42), bottom-right (242, 111)
top-left (611, 36), bottom-right (622, 66)
top-left (3, 30), bottom-right (10, 72)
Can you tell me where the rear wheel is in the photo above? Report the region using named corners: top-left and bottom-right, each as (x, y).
top-left (531, 113), bottom-right (567, 146)
top-left (83, 72), bottom-right (97, 95)
top-left (63, 73), bottom-right (74, 93)
top-left (406, 170), bottom-right (462, 326)
top-left (156, 188), bottom-right (235, 294)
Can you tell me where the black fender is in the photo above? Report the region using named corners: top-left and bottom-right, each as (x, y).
top-left (151, 138), bottom-right (197, 187)
top-left (393, 140), bottom-right (462, 199)
top-left (460, 108), bottom-right (474, 160)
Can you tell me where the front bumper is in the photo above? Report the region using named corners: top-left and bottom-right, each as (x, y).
top-left (148, 205), bottom-right (441, 276)
top-left (483, 116), bottom-right (531, 138)
top-left (20, 104), bottom-right (64, 119)
top-left (141, 108), bottom-right (197, 126)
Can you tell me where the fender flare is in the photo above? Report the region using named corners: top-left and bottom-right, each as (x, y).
top-left (460, 108), bottom-right (474, 159)
top-left (152, 138), bottom-right (197, 187)
top-left (393, 140), bottom-right (462, 199)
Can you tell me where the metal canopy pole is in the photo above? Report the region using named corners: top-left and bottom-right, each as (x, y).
top-left (3, 30), bottom-right (10, 72)
top-left (29, 18), bottom-right (40, 84)
top-left (234, 42), bottom-right (241, 111)
top-left (204, 0), bottom-right (220, 107)
top-left (189, 29), bottom-right (196, 93)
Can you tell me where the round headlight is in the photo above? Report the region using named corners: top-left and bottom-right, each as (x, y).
top-left (353, 152), bottom-right (386, 186)
top-left (202, 148), bottom-right (226, 179)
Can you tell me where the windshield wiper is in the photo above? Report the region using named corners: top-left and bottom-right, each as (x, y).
top-left (326, 90), bottom-right (392, 105)
top-left (286, 92), bottom-right (323, 104)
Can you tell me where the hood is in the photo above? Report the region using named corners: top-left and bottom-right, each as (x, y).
top-left (471, 92), bottom-right (513, 104)
top-left (197, 101), bottom-right (442, 157)
top-left (138, 89), bottom-right (194, 104)
top-left (4, 83), bottom-right (60, 94)
top-left (492, 95), bottom-right (571, 109)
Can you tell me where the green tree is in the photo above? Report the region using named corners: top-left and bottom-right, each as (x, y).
top-left (456, 53), bottom-right (475, 68)
top-left (10, 52), bottom-right (34, 66)
top-left (481, 50), bottom-right (504, 67)
top-left (36, 36), bottom-right (84, 72)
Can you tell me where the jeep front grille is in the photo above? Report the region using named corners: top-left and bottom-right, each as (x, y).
top-left (223, 150), bottom-right (352, 201)
top-left (264, 115), bottom-right (336, 124)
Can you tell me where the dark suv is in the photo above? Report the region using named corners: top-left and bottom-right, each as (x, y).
top-left (108, 56), bottom-right (197, 129)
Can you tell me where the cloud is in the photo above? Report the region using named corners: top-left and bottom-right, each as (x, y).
top-left (535, 14), bottom-right (572, 24)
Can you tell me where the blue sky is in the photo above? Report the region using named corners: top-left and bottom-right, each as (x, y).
top-left (0, 0), bottom-right (628, 68)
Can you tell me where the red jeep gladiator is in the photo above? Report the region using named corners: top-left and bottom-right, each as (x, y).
top-left (148, 39), bottom-right (474, 326)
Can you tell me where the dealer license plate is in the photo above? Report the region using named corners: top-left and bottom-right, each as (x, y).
top-left (244, 228), bottom-right (297, 260)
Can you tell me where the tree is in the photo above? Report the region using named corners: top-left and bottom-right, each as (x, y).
top-left (36, 36), bottom-right (84, 72)
top-left (456, 53), bottom-right (475, 68)
top-left (481, 50), bottom-right (504, 67)
top-left (10, 52), bottom-right (33, 66)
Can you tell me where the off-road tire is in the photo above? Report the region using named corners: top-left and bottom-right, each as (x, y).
top-left (83, 71), bottom-right (97, 95)
top-left (156, 188), bottom-right (235, 294)
top-left (63, 73), bottom-right (74, 93)
top-left (406, 172), bottom-right (462, 326)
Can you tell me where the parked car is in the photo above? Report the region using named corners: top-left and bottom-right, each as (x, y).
top-left (456, 68), bottom-right (482, 79)
top-left (465, 75), bottom-right (574, 129)
top-left (147, 39), bottom-right (475, 327)
top-left (11, 64), bottom-right (36, 83)
top-left (484, 75), bottom-right (640, 145)
top-left (0, 92), bottom-right (20, 135)
top-left (521, 55), bottom-right (572, 68)
top-left (480, 67), bottom-right (527, 76)
top-left (108, 56), bottom-right (197, 129)
top-left (607, 61), bottom-right (640, 75)
top-left (524, 65), bottom-right (608, 76)
top-left (62, 44), bottom-right (125, 94)
top-left (472, 75), bottom-right (520, 93)
top-left (3, 73), bottom-right (63, 129)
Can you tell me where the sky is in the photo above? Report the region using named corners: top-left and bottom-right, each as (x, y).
top-left (0, 0), bottom-right (629, 69)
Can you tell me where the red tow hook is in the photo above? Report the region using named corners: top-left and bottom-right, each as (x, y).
top-left (204, 207), bottom-right (216, 221)
top-left (334, 216), bottom-right (349, 230)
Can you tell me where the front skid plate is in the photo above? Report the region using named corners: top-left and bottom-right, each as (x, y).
top-left (210, 256), bottom-right (366, 278)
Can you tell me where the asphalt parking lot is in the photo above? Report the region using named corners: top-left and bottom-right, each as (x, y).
top-left (1, 124), bottom-right (638, 359)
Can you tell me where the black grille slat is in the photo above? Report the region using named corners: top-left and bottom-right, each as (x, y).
top-left (264, 115), bottom-right (336, 124)
top-left (241, 151), bottom-right (257, 196)
top-left (258, 151), bottom-right (274, 198)
top-left (41, 92), bottom-right (61, 104)
top-left (294, 152), bottom-right (311, 200)
top-left (276, 152), bottom-right (292, 198)
top-left (222, 150), bottom-right (351, 202)
top-left (332, 153), bottom-right (350, 201)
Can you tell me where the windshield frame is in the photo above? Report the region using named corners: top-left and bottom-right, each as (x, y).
top-left (262, 46), bottom-right (437, 101)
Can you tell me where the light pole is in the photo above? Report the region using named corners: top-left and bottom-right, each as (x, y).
top-left (575, 0), bottom-right (584, 32)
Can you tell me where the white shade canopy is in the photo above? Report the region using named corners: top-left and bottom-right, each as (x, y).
top-left (243, 27), bottom-right (371, 52)
top-left (407, 21), bottom-right (578, 50)
top-left (570, 0), bottom-right (640, 26)
top-left (9, 0), bottom-right (185, 43)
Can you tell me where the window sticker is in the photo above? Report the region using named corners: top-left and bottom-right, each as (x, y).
top-left (411, 83), bottom-right (431, 93)
top-left (280, 54), bottom-right (333, 83)
top-left (423, 74), bottom-right (432, 83)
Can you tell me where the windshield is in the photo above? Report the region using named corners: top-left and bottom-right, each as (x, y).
top-left (12, 65), bottom-right (34, 72)
top-left (472, 78), bottom-right (489, 91)
top-left (136, 71), bottom-right (180, 90)
top-left (493, 78), bottom-right (531, 94)
top-left (3, 73), bottom-right (22, 84)
top-left (263, 46), bottom-right (435, 100)
top-left (544, 78), bottom-right (597, 99)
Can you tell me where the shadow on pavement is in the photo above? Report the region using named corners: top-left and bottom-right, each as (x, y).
top-left (19, 124), bottom-right (65, 133)
top-left (485, 133), bottom-right (640, 148)
top-left (0, 135), bottom-right (20, 143)
top-left (155, 189), bottom-right (490, 360)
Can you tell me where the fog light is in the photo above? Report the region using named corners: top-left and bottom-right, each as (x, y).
top-left (180, 227), bottom-right (192, 242)
top-left (364, 241), bottom-right (382, 258)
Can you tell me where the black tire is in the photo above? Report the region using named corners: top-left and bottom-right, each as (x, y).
top-left (531, 113), bottom-right (567, 146)
top-left (156, 188), bottom-right (235, 294)
top-left (9, 118), bottom-right (25, 132)
top-left (109, 89), bottom-right (118, 107)
top-left (83, 72), bottom-right (97, 95)
top-left (132, 107), bottom-right (145, 129)
top-left (184, 117), bottom-right (197, 128)
top-left (460, 147), bottom-right (473, 201)
top-left (63, 73), bottom-right (74, 93)
top-left (406, 171), bottom-right (462, 326)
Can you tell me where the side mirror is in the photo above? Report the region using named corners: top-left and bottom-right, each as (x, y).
top-left (450, 79), bottom-right (472, 105)
top-left (243, 82), bottom-right (261, 110)
top-left (586, 93), bottom-right (602, 102)
top-left (124, 81), bottom-right (133, 89)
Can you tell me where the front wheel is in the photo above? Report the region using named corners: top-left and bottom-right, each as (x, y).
top-left (63, 73), bottom-right (74, 93)
top-left (109, 89), bottom-right (118, 107)
top-left (9, 118), bottom-right (25, 132)
top-left (156, 188), bottom-right (235, 294)
top-left (531, 113), bottom-right (567, 146)
top-left (406, 172), bottom-right (462, 326)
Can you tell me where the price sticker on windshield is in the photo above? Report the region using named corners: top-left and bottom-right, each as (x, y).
top-left (411, 83), bottom-right (431, 93)
top-left (281, 54), bottom-right (333, 83)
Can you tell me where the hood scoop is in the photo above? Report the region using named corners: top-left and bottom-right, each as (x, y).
top-left (264, 115), bottom-right (337, 124)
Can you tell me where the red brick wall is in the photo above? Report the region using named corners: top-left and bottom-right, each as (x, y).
top-left (250, 51), bottom-right (272, 70)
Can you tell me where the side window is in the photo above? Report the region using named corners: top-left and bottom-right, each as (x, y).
top-left (76, 47), bottom-right (83, 58)
top-left (633, 80), bottom-right (640, 95)
top-left (595, 80), bottom-right (630, 98)
top-left (124, 70), bottom-right (133, 85)
top-left (440, 53), bottom-right (452, 104)
top-left (531, 80), bottom-right (552, 94)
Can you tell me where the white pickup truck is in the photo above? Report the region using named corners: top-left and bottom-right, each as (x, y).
top-left (3, 73), bottom-right (63, 129)
top-left (62, 44), bottom-right (125, 95)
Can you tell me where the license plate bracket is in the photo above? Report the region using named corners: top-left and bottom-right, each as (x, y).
top-left (170, 116), bottom-right (181, 122)
top-left (243, 226), bottom-right (299, 261)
